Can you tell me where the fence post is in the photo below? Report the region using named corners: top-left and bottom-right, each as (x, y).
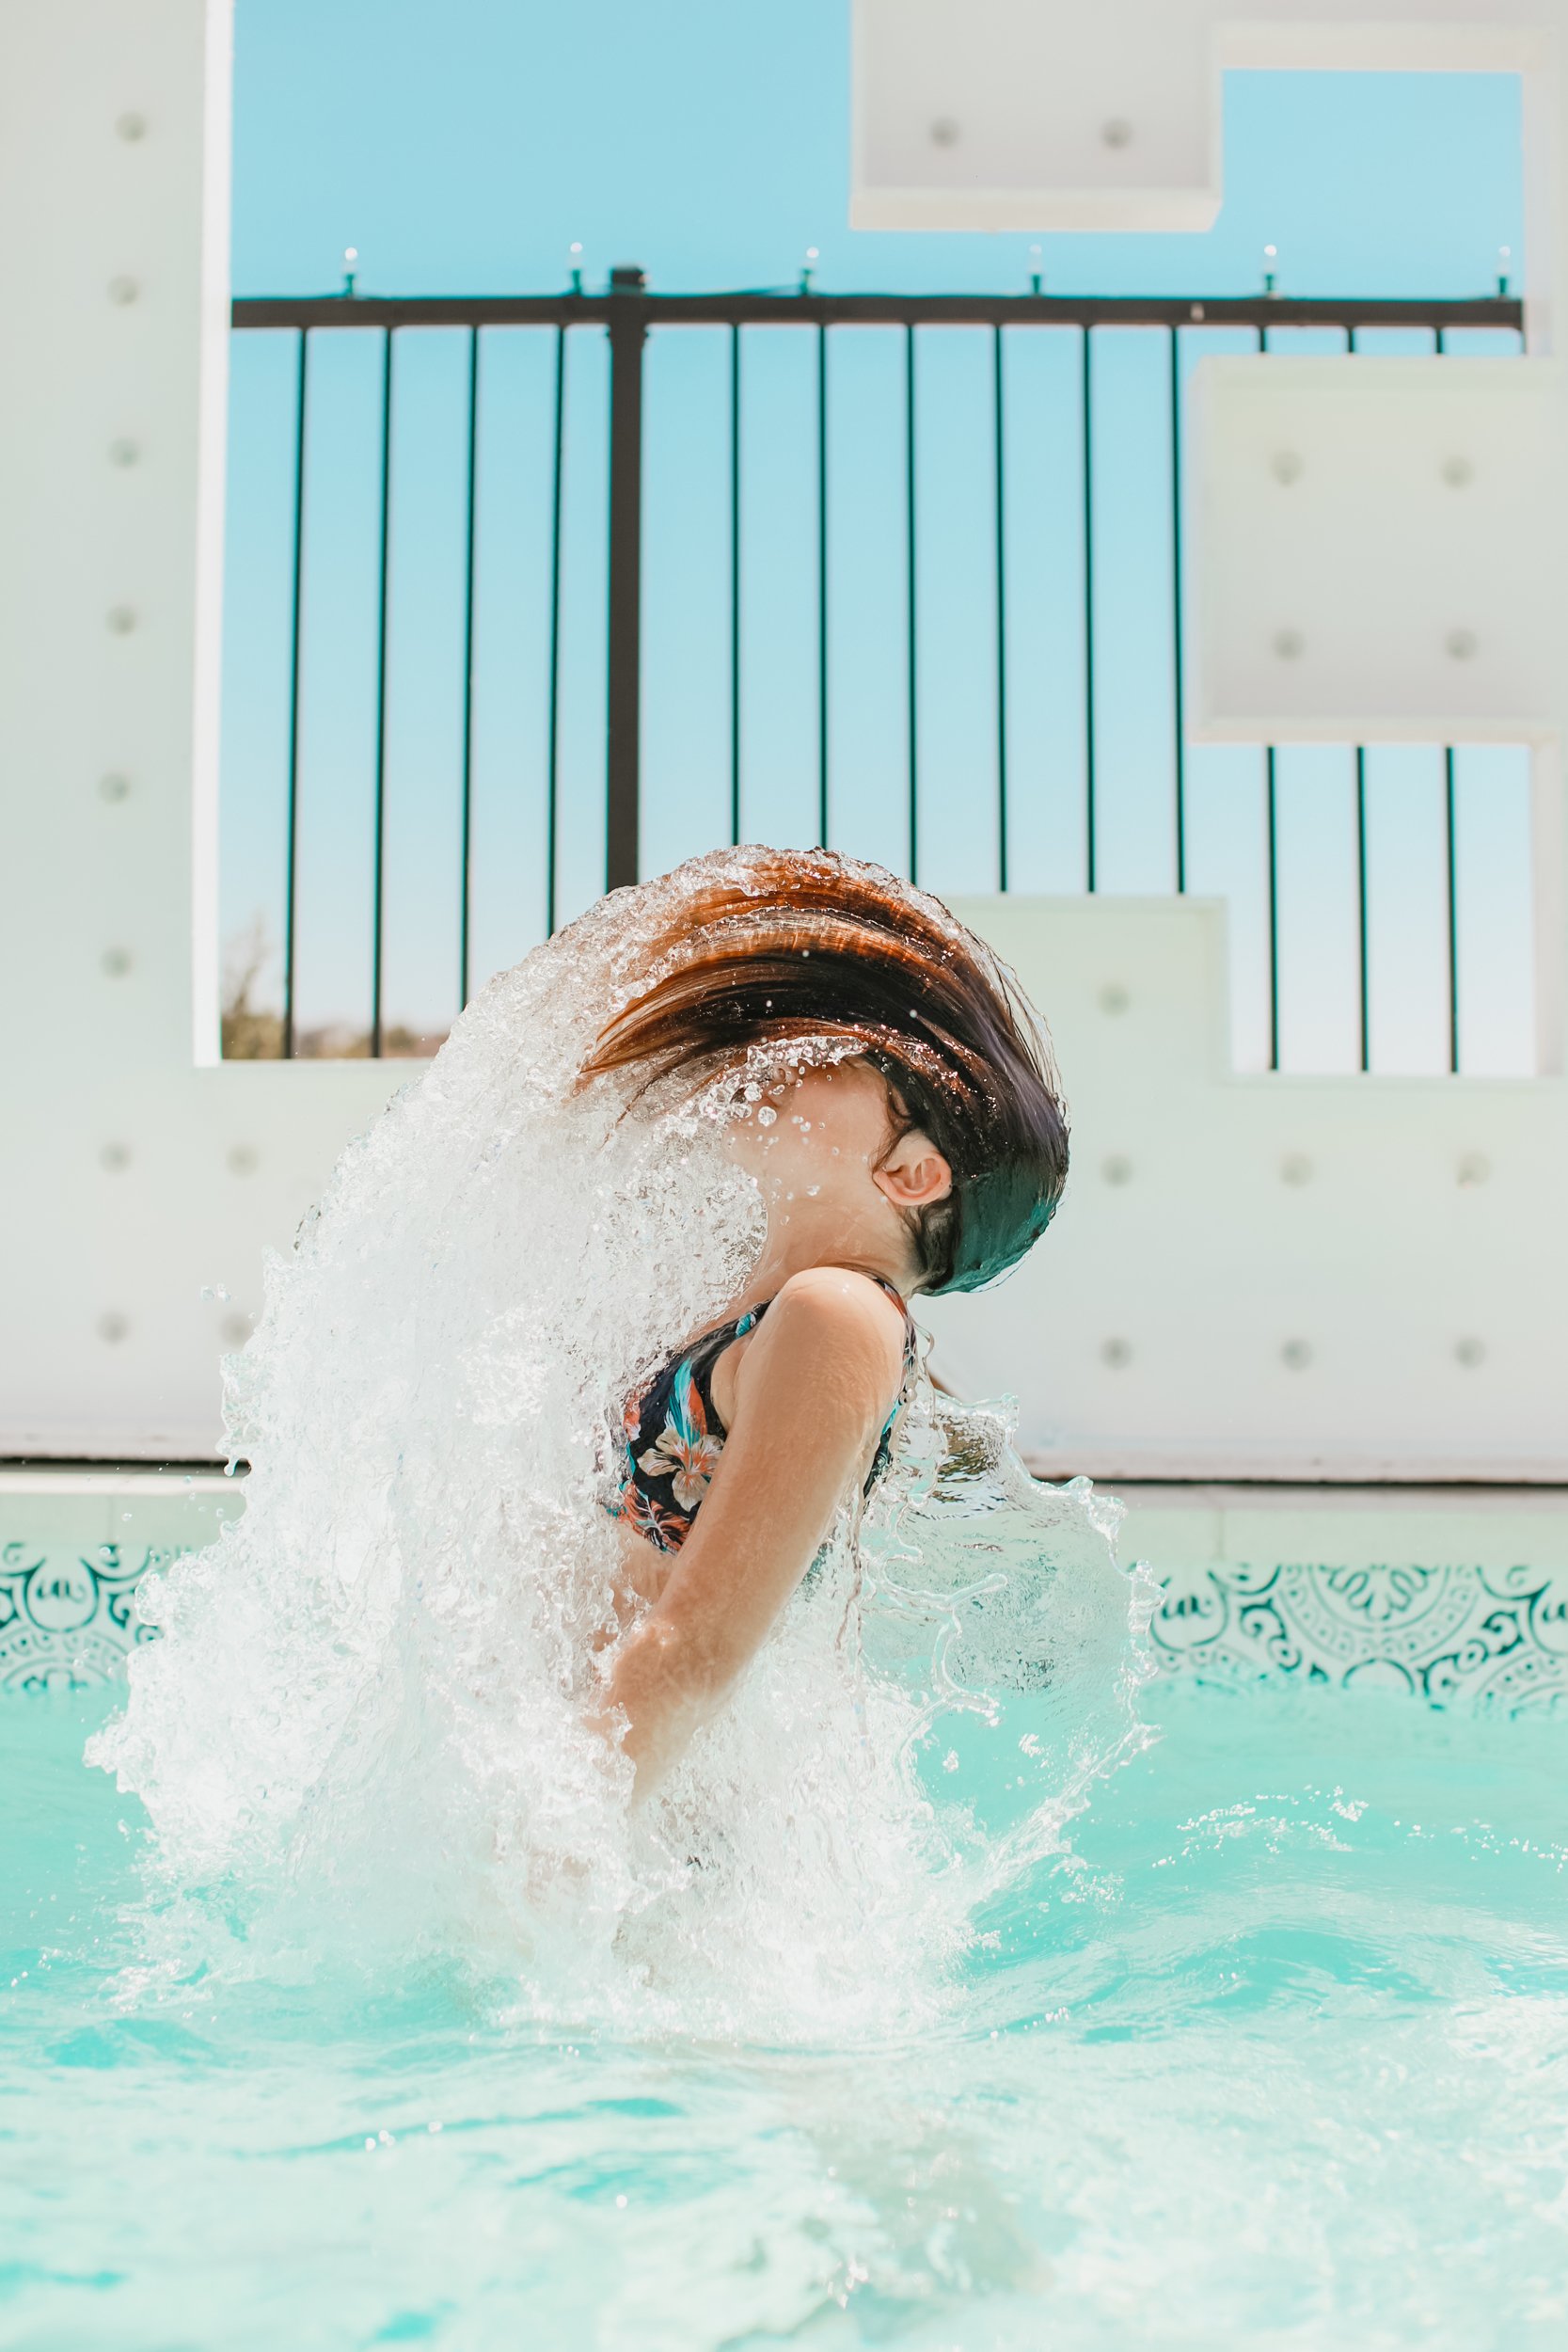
top-left (605, 266), bottom-right (646, 892)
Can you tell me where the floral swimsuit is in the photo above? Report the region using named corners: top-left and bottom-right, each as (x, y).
top-left (610, 1274), bottom-right (918, 1555)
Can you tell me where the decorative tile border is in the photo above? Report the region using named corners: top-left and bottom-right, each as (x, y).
top-left (5, 1533), bottom-right (1567, 1711)
top-left (0, 1539), bottom-right (166, 1692)
top-left (1150, 1558), bottom-right (1568, 1711)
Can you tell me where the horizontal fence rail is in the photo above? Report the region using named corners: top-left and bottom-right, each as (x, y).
top-left (221, 278), bottom-right (1528, 1074)
top-left (235, 291), bottom-right (1521, 330)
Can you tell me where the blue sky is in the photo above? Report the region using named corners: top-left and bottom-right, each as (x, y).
top-left (231, 8), bottom-right (1519, 301)
top-left (222, 7), bottom-right (1532, 1073)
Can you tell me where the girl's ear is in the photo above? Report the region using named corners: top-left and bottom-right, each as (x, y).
top-left (873, 1129), bottom-right (953, 1209)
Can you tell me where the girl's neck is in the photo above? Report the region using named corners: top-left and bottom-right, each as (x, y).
top-left (736, 1200), bottom-right (917, 1309)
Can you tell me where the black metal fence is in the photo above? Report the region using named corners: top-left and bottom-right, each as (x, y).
top-left (226, 275), bottom-right (1525, 1071)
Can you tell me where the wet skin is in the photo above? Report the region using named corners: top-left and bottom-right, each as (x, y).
top-left (600, 1058), bottom-right (953, 1796)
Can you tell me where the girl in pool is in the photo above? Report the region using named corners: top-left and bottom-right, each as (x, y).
top-left (93, 843), bottom-right (1101, 1962)
top-left (588, 850), bottom-right (1069, 1799)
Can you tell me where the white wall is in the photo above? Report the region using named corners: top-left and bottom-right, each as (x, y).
top-left (0, 0), bottom-right (407, 1457)
top-left (857, 0), bottom-right (1568, 1480)
top-left (2, 0), bottom-right (1563, 1475)
top-left (926, 897), bottom-right (1568, 1481)
top-left (1194, 361), bottom-right (1567, 750)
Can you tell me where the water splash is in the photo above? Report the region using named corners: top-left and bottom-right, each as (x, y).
top-left (89, 850), bottom-right (1151, 2037)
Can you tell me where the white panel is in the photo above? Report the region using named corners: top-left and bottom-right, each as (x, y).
top-left (922, 897), bottom-right (1568, 1482)
top-left (1192, 358), bottom-right (1568, 742)
top-left (0, 0), bottom-right (411, 1458)
top-left (852, 0), bottom-right (1218, 232)
top-left (850, 2), bottom-right (1568, 349)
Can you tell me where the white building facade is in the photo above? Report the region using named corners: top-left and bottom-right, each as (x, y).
top-left (2, 0), bottom-right (1564, 1478)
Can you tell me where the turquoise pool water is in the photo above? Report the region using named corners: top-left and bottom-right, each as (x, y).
top-left (4, 1676), bottom-right (1563, 2350)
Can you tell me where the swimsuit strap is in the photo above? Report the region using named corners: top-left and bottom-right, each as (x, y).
top-left (713, 1267), bottom-right (911, 1359)
top-left (610, 1268), bottom-right (918, 1556)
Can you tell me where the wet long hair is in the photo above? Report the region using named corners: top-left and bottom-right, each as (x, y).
top-left (580, 850), bottom-right (1069, 1295)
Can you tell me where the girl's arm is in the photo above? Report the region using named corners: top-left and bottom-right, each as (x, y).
top-left (599, 1266), bottom-right (906, 1798)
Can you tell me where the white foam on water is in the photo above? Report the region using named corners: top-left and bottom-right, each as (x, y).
top-left (88, 850), bottom-right (1153, 2040)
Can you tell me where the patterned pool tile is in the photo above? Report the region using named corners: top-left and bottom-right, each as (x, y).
top-left (0, 1539), bottom-right (165, 1691)
top-left (6, 1520), bottom-right (1566, 1708)
top-left (1149, 1557), bottom-right (1568, 1710)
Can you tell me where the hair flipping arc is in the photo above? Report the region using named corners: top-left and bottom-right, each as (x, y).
top-left (578, 850), bottom-right (1069, 1294)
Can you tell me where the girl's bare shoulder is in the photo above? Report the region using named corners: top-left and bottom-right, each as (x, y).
top-left (743, 1266), bottom-right (906, 1393)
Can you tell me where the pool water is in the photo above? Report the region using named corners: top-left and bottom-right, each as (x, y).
top-left (4, 1676), bottom-right (1563, 2350)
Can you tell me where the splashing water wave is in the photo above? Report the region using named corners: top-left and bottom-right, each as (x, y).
top-left (89, 852), bottom-right (1153, 2038)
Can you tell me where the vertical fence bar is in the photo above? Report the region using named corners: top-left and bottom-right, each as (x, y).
top-left (1169, 326), bottom-right (1187, 893)
top-left (1445, 746), bottom-right (1460, 1072)
top-left (993, 325), bottom-right (1009, 891)
top-left (370, 326), bottom-right (395, 1059)
top-left (817, 323), bottom-right (830, 849)
top-left (905, 323), bottom-right (919, 884)
top-left (281, 328), bottom-right (309, 1060)
top-left (1082, 326), bottom-right (1097, 893)
top-left (545, 326), bottom-right (566, 935)
top-left (730, 324), bottom-right (742, 846)
top-left (1355, 745), bottom-right (1370, 1073)
top-left (1346, 326), bottom-right (1370, 1068)
top-left (1435, 324), bottom-right (1458, 1072)
top-left (458, 326), bottom-right (480, 1009)
top-left (1258, 323), bottom-right (1277, 1066)
top-left (1266, 746), bottom-right (1280, 1072)
top-left (605, 270), bottom-right (646, 893)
